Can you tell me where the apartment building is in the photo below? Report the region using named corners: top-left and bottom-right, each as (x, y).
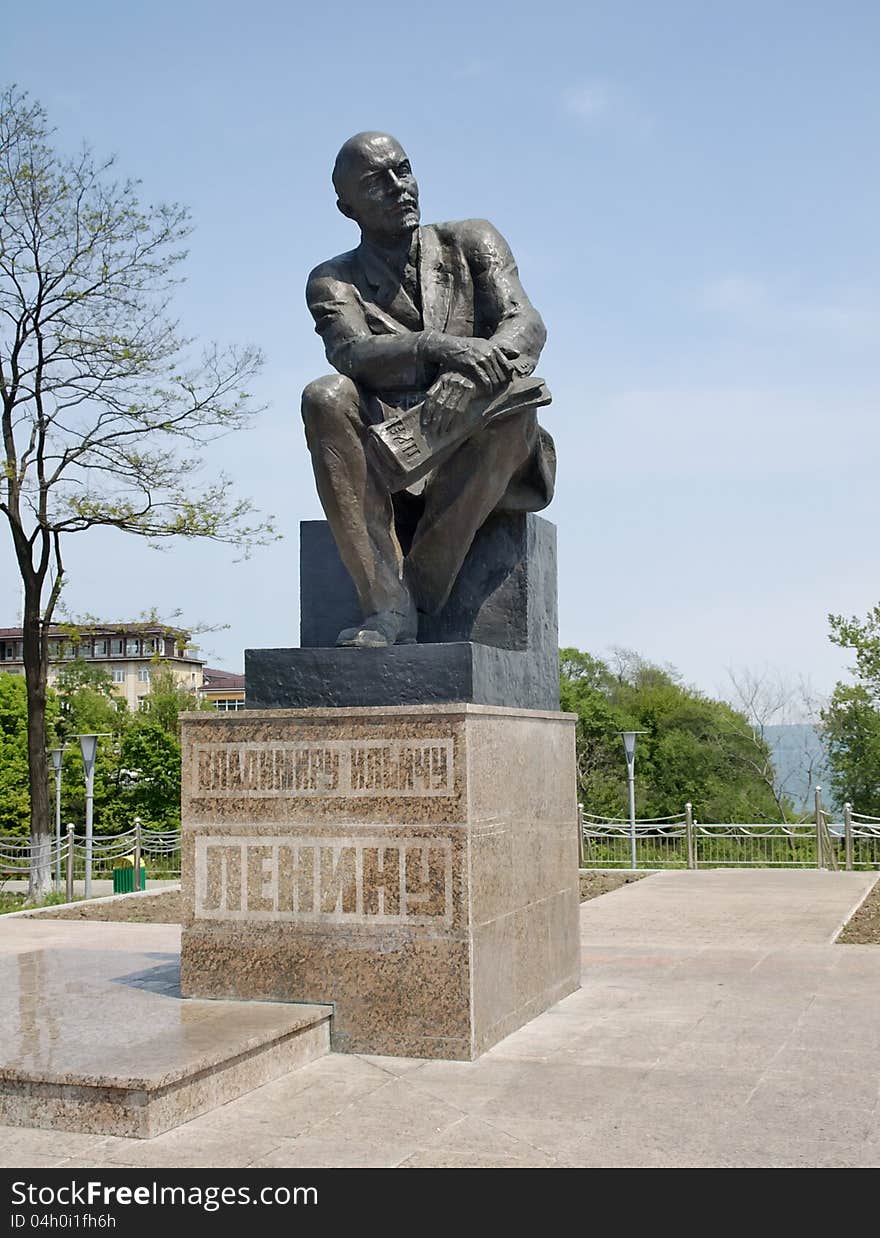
top-left (199, 667), bottom-right (246, 711)
top-left (0, 622), bottom-right (204, 711)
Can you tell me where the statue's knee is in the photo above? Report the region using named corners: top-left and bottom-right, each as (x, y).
top-left (301, 374), bottom-right (357, 429)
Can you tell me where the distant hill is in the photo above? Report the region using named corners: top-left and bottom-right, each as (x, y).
top-left (763, 723), bottom-right (835, 816)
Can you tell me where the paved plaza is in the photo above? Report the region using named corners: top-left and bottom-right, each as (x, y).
top-left (2, 869), bottom-right (880, 1168)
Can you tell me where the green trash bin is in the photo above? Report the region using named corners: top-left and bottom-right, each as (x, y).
top-left (112, 855), bottom-right (147, 893)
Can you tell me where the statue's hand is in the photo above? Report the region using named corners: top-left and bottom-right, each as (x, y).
top-left (421, 372), bottom-right (477, 438)
top-left (427, 334), bottom-right (519, 390)
top-left (462, 339), bottom-right (520, 389)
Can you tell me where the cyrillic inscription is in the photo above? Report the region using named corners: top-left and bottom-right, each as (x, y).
top-left (195, 835), bottom-right (454, 926)
top-left (192, 739), bottom-right (454, 798)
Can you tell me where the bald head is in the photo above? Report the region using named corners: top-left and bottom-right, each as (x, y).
top-left (332, 132), bottom-right (405, 194)
top-left (332, 132), bottom-right (420, 242)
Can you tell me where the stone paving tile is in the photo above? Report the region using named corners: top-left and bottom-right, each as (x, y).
top-left (3, 871), bottom-right (879, 1168)
top-left (768, 1045), bottom-right (880, 1079)
top-left (478, 1063), bottom-right (650, 1122)
top-left (827, 943), bottom-right (880, 967)
top-left (399, 1149), bottom-right (560, 1168)
top-left (673, 948), bottom-right (767, 974)
top-left (724, 949), bottom-right (838, 977)
top-left (562, 1146), bottom-right (700, 1169)
top-left (0, 921), bottom-right (181, 955)
top-left (246, 1136), bottom-right (416, 1169)
top-left (358, 1054), bottom-right (429, 1077)
top-left (564, 1135), bottom-right (880, 1169)
top-left (555, 1083), bottom-right (757, 1167)
top-left (680, 1023), bottom-right (795, 1050)
top-left (0, 1126), bottom-right (112, 1161)
top-left (579, 870), bottom-right (878, 948)
top-left (475, 1112), bottom-right (709, 1168)
top-left (193, 1049), bottom-right (391, 1129)
top-left (815, 975), bottom-right (880, 1001)
top-left (553, 1028), bottom-right (693, 1070)
top-left (581, 941), bottom-right (701, 960)
top-left (400, 1057), bottom-right (533, 1112)
top-left (797, 991), bottom-right (880, 1023)
top-left (747, 1064), bottom-right (876, 1114)
top-left (482, 1018), bottom-right (603, 1061)
top-left (654, 1040), bottom-right (781, 1075)
top-left (759, 1066), bottom-right (880, 1107)
top-left (635, 1065), bottom-right (762, 1104)
top-left (0, 1152), bottom-right (73, 1169)
top-left (61, 1126), bottom-right (286, 1170)
top-left (465, 1114), bottom-right (612, 1160)
top-left (415, 1113), bottom-right (561, 1164)
top-left (209, 1076), bottom-right (394, 1143)
top-left (302, 1076), bottom-right (463, 1146)
top-left (694, 1123), bottom-right (880, 1168)
top-left (705, 987), bottom-right (815, 1013)
top-left (788, 1021), bottom-right (880, 1051)
top-left (285, 1051), bottom-right (390, 1084)
top-left (743, 1080), bottom-right (877, 1144)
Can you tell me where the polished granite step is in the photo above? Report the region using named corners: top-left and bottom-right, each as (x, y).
top-left (0, 945), bottom-right (331, 1138)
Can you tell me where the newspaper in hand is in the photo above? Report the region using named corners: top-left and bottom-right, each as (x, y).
top-left (367, 375), bottom-right (551, 493)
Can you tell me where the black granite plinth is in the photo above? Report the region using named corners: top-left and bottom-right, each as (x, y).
top-left (246, 511), bottom-right (560, 711)
top-left (246, 641), bottom-right (558, 712)
top-left (300, 511), bottom-right (557, 650)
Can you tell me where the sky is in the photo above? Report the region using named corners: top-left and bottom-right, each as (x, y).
top-left (2, 0), bottom-right (879, 709)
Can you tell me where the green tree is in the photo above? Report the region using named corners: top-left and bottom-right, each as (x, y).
top-left (0, 86), bottom-right (273, 896)
top-left (53, 658), bottom-right (122, 744)
top-left (50, 658), bottom-right (126, 835)
top-left (106, 721), bottom-right (182, 832)
top-left (0, 674), bottom-right (31, 835)
top-left (823, 606), bottom-right (880, 813)
top-left (561, 647), bottom-right (788, 822)
top-left (99, 667), bottom-right (210, 832)
top-left (137, 666), bottom-right (210, 737)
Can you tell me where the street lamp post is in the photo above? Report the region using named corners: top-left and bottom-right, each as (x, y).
top-left (47, 747), bottom-right (65, 889)
top-left (77, 734), bottom-right (110, 898)
top-left (619, 731), bottom-right (648, 871)
top-left (133, 817), bottom-right (142, 892)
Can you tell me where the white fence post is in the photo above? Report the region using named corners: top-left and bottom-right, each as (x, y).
top-left (134, 817), bottom-right (142, 892)
top-left (65, 824), bottom-right (75, 902)
top-left (815, 786), bottom-right (832, 869)
top-left (685, 803), bottom-right (695, 869)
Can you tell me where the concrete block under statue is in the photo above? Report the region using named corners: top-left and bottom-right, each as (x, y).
top-left (179, 702), bottom-right (579, 1060)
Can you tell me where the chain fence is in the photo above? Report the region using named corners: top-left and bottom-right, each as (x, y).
top-left (0, 825), bottom-right (181, 887)
top-left (580, 801), bottom-right (880, 870)
top-left (5, 801), bottom-right (880, 892)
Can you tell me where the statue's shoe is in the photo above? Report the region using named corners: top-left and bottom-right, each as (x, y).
top-left (336, 597), bottom-right (418, 648)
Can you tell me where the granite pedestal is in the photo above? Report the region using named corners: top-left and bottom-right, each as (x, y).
top-left (179, 703), bottom-right (580, 1060)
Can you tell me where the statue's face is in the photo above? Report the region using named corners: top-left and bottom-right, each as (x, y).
top-left (336, 135), bottom-right (420, 237)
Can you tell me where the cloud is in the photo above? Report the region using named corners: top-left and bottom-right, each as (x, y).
top-left (701, 276), bottom-right (880, 342)
top-left (564, 385), bottom-right (875, 482)
top-left (702, 276), bottom-right (771, 315)
top-left (562, 82), bottom-right (611, 124)
top-left (453, 58), bottom-right (495, 80)
top-left (561, 81), bottom-right (655, 137)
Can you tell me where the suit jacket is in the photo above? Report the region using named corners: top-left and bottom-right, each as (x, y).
top-left (306, 219), bottom-right (556, 511)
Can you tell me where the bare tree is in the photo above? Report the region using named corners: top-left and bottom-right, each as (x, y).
top-left (723, 666), bottom-right (827, 820)
top-left (0, 87), bottom-right (273, 898)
